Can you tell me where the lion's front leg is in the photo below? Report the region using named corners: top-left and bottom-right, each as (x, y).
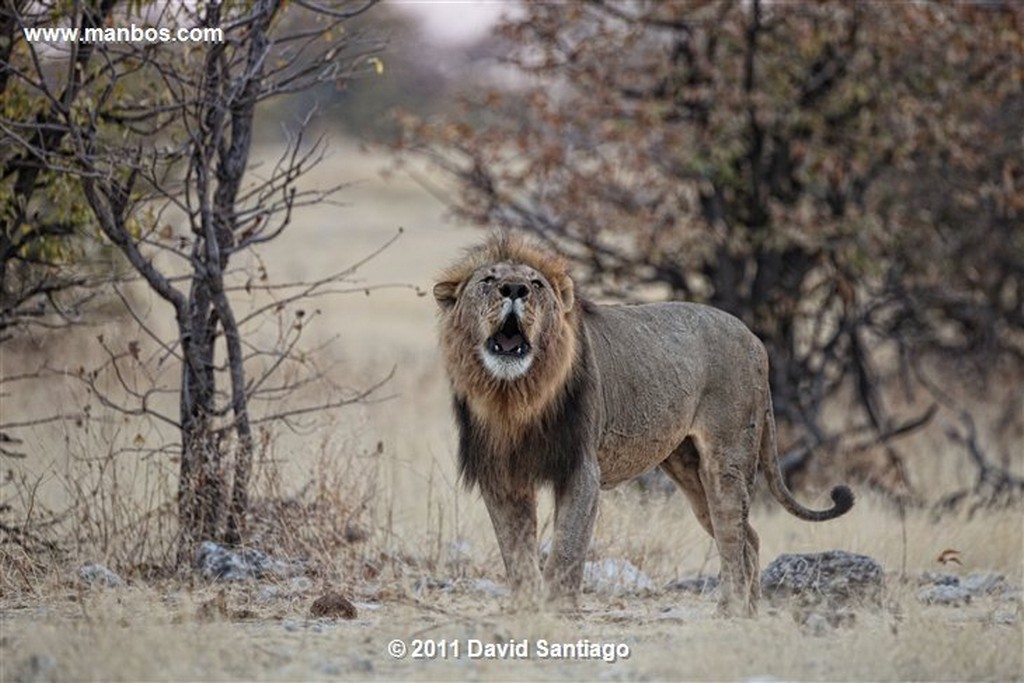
top-left (544, 458), bottom-right (600, 604)
top-left (479, 485), bottom-right (543, 604)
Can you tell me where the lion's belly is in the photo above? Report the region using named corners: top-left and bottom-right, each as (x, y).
top-left (594, 390), bottom-right (698, 488)
top-left (596, 431), bottom-right (686, 488)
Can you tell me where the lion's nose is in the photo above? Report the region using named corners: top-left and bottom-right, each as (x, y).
top-left (499, 282), bottom-right (529, 301)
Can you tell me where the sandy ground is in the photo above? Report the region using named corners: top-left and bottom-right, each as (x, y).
top-left (1, 142), bottom-right (1022, 682)
top-left (3, 580), bottom-right (1022, 682)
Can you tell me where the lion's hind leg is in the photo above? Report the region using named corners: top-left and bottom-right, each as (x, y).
top-left (660, 438), bottom-right (714, 538)
top-left (694, 430), bottom-right (762, 618)
top-left (667, 430), bottom-right (765, 618)
top-left (662, 437), bottom-right (760, 616)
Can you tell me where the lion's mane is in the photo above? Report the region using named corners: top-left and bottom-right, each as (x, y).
top-left (435, 234), bottom-right (593, 496)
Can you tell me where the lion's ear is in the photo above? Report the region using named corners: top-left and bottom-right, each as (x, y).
top-left (433, 280), bottom-right (461, 310)
top-left (556, 274), bottom-right (575, 311)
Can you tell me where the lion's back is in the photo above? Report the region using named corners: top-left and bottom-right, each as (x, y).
top-left (585, 301), bottom-right (764, 378)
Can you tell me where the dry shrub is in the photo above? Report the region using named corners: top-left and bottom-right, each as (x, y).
top-left (0, 410), bottom-right (380, 597)
top-left (1, 414), bottom-right (179, 589)
top-left (244, 436), bottom-right (380, 580)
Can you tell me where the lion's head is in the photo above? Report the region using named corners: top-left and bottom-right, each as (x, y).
top-left (434, 234), bottom-right (579, 436)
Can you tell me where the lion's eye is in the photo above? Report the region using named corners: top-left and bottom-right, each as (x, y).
top-left (481, 276), bottom-right (496, 285)
top-left (531, 279), bottom-right (544, 289)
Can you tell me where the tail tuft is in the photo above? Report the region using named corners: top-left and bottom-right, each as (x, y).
top-left (830, 485), bottom-right (855, 516)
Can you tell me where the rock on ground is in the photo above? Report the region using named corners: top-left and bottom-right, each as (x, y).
top-left (458, 577), bottom-right (510, 598)
top-left (584, 558), bottom-right (655, 596)
top-left (194, 541), bottom-right (304, 581)
top-left (411, 577), bottom-right (510, 598)
top-left (917, 584), bottom-right (972, 606)
top-left (77, 563), bottom-right (123, 588)
top-left (761, 550), bottom-right (884, 606)
top-left (310, 592), bottom-right (358, 619)
top-left (916, 572), bottom-right (1011, 606)
top-left (665, 575), bottom-right (719, 595)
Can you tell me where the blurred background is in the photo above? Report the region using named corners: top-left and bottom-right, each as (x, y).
top-left (1, 0), bottom-right (1021, 581)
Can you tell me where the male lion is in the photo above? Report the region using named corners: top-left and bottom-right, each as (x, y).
top-left (434, 234), bottom-right (853, 616)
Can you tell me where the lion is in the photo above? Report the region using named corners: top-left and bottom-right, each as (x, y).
top-left (433, 234), bottom-right (853, 616)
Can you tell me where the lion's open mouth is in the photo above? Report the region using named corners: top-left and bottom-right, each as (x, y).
top-left (486, 314), bottom-right (531, 358)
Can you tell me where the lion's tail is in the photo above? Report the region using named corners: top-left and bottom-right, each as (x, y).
top-left (760, 391), bottom-right (854, 522)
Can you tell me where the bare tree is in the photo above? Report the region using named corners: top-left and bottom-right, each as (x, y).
top-left (3, 0), bottom-right (390, 559)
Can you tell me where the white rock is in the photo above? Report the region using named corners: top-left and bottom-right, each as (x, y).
top-left (458, 577), bottom-right (510, 598)
top-left (583, 558), bottom-right (655, 596)
top-left (961, 572), bottom-right (1004, 595)
top-left (917, 584), bottom-right (972, 606)
top-left (194, 541), bottom-right (304, 581)
top-left (289, 576), bottom-right (313, 592)
top-left (256, 585), bottom-right (280, 603)
top-left (77, 563), bottom-right (123, 588)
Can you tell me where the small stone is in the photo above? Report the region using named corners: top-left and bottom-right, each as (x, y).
top-left (458, 578), bottom-right (510, 598)
top-left (195, 542), bottom-right (253, 581)
top-left (308, 621), bottom-right (337, 634)
top-left (344, 523), bottom-right (369, 544)
top-left (77, 563), bottom-right (123, 588)
top-left (310, 592), bottom-right (357, 619)
top-left (584, 558), bottom-right (655, 596)
top-left (194, 541), bottom-right (304, 582)
top-left (917, 584), bottom-right (972, 606)
top-left (289, 576), bottom-right (313, 593)
top-left (961, 572), bottom-right (1004, 595)
top-left (666, 575), bottom-right (719, 595)
top-left (354, 601), bottom-right (382, 612)
top-left (412, 577), bottom-right (453, 592)
top-left (920, 572), bottom-right (959, 587)
top-left (993, 609), bottom-right (1019, 626)
top-left (256, 585), bottom-right (280, 603)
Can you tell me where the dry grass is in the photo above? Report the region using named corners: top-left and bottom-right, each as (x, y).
top-left (1, 141), bottom-right (1022, 682)
top-left (3, 574), bottom-right (1021, 681)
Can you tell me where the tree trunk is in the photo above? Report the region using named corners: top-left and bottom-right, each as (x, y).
top-left (176, 283), bottom-right (224, 563)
